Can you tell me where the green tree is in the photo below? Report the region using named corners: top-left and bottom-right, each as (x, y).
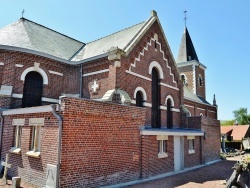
top-left (220, 120), bottom-right (235, 126)
top-left (233, 108), bottom-right (250, 125)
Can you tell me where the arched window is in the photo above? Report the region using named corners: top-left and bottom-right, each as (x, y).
top-left (167, 99), bottom-right (173, 128)
top-left (151, 68), bottom-right (161, 128)
top-left (22, 71), bottom-right (43, 108)
top-left (136, 91), bottom-right (143, 107)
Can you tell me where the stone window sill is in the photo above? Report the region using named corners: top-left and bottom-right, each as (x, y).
top-left (9, 147), bottom-right (21, 155)
top-left (26, 151), bottom-right (40, 158)
top-left (158, 152), bottom-right (168, 158)
top-left (188, 149), bottom-right (195, 154)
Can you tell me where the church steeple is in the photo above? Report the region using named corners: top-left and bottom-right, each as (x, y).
top-left (176, 27), bottom-right (199, 63)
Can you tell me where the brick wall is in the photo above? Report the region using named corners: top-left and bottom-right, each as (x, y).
top-left (59, 97), bottom-right (146, 187)
top-left (195, 66), bottom-right (205, 99)
top-left (1, 111), bottom-right (59, 187)
top-left (201, 117), bottom-right (221, 163)
top-left (184, 136), bottom-right (201, 168)
top-left (141, 135), bottom-right (174, 178)
top-left (116, 21), bottom-right (182, 128)
top-left (0, 50), bottom-right (80, 109)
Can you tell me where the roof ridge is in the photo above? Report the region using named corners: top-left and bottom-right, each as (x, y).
top-left (85, 21), bottom-right (145, 45)
top-left (20, 17), bottom-right (85, 45)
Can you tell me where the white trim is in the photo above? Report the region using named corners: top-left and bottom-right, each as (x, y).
top-left (83, 69), bottom-right (109, 77)
top-left (208, 110), bottom-right (216, 113)
top-left (160, 82), bottom-right (179, 91)
top-left (197, 107), bottom-right (205, 111)
top-left (0, 62), bottom-right (4, 65)
top-left (12, 93), bottom-right (23, 98)
top-left (177, 60), bottom-right (207, 70)
top-left (141, 130), bottom-right (204, 136)
top-left (20, 65), bottom-right (49, 85)
top-left (2, 105), bottom-right (56, 115)
top-left (15, 64), bottom-right (24, 68)
top-left (165, 95), bottom-right (175, 106)
top-left (172, 108), bottom-right (180, 112)
top-left (149, 61), bottom-right (164, 79)
top-left (125, 70), bottom-right (179, 90)
top-left (125, 70), bottom-right (151, 81)
top-left (158, 153), bottom-right (168, 158)
top-left (49, 70), bottom-right (63, 76)
top-left (134, 87), bottom-right (147, 100)
top-left (184, 104), bottom-right (194, 108)
top-left (42, 97), bottom-right (59, 103)
top-left (144, 102), bottom-right (152, 107)
top-left (188, 149), bottom-right (195, 154)
top-left (160, 106), bottom-right (180, 112)
top-left (127, 37), bottom-right (177, 87)
top-left (131, 100), bottom-right (152, 107)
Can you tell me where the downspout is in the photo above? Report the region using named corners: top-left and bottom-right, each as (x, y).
top-left (0, 111), bottom-right (4, 159)
top-left (80, 63), bottom-right (83, 98)
top-left (51, 104), bottom-right (62, 188)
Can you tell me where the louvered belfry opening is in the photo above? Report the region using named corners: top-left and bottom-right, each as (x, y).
top-left (22, 71), bottom-right (43, 108)
top-left (151, 68), bottom-right (161, 128)
top-left (167, 99), bottom-right (173, 128)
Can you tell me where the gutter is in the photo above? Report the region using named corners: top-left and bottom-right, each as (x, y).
top-left (0, 111), bottom-right (3, 159)
top-left (51, 104), bottom-right (63, 188)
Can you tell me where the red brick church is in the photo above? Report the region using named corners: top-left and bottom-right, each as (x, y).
top-left (0, 10), bottom-right (220, 187)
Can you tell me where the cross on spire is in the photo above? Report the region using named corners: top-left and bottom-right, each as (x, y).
top-left (22, 9), bottom-right (25, 18)
top-left (184, 10), bottom-right (187, 27)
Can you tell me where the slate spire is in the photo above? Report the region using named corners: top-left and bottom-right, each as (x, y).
top-left (176, 27), bottom-right (199, 63)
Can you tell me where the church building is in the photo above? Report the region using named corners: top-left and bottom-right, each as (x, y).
top-left (0, 10), bottom-right (220, 187)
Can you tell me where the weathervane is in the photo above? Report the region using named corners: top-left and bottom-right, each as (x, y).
top-left (22, 9), bottom-right (25, 18)
top-left (184, 10), bottom-right (187, 27)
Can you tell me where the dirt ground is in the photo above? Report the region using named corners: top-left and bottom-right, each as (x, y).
top-left (0, 155), bottom-right (245, 188)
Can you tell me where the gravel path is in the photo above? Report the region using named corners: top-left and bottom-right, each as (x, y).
top-left (126, 155), bottom-right (245, 188)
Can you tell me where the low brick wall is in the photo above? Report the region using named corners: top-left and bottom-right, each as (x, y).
top-left (59, 97), bottom-right (146, 187)
top-left (200, 117), bottom-right (221, 163)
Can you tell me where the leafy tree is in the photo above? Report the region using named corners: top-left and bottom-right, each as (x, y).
top-left (220, 120), bottom-right (235, 126)
top-left (233, 108), bottom-right (250, 125)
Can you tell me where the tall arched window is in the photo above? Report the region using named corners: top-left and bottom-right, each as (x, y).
top-left (22, 71), bottom-right (43, 108)
top-left (151, 68), bottom-right (161, 128)
top-left (136, 91), bottom-right (143, 107)
top-left (167, 99), bottom-right (173, 128)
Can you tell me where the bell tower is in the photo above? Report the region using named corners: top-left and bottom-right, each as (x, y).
top-left (176, 12), bottom-right (207, 99)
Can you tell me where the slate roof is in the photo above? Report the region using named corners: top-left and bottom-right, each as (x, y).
top-left (72, 22), bottom-right (146, 61)
top-left (221, 125), bottom-right (250, 141)
top-left (183, 86), bottom-right (210, 105)
top-left (0, 18), bottom-right (85, 60)
top-left (176, 27), bottom-right (199, 63)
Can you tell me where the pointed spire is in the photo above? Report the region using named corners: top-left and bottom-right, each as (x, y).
top-left (213, 94), bottom-right (217, 106)
top-left (176, 13), bottom-right (199, 64)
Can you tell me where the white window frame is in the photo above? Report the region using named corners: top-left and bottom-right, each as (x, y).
top-left (157, 135), bottom-right (168, 158)
top-left (31, 125), bottom-right (41, 152)
top-left (10, 119), bottom-right (25, 154)
top-left (188, 136), bottom-right (195, 154)
top-left (26, 118), bottom-right (44, 158)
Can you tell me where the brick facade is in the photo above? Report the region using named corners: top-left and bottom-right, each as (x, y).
top-left (0, 13), bottom-right (221, 188)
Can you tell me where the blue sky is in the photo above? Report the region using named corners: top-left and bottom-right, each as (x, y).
top-left (1, 0), bottom-right (249, 120)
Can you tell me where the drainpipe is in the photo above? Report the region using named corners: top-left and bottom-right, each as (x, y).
top-left (51, 104), bottom-right (62, 188)
top-left (0, 111), bottom-right (3, 159)
top-left (80, 64), bottom-right (83, 98)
